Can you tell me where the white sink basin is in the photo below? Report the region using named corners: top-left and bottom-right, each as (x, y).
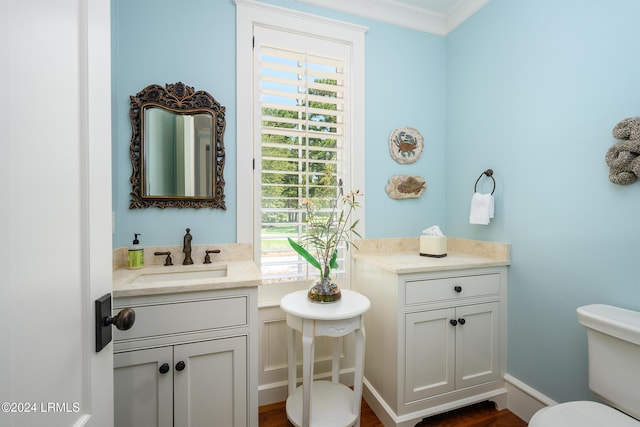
top-left (130, 266), bottom-right (228, 284)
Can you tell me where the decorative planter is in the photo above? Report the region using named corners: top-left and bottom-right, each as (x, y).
top-left (308, 277), bottom-right (342, 303)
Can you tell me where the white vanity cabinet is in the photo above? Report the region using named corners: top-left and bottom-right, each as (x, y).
top-left (113, 287), bottom-right (257, 427)
top-left (354, 259), bottom-right (508, 427)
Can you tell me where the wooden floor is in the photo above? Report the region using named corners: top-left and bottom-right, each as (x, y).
top-left (259, 399), bottom-right (528, 427)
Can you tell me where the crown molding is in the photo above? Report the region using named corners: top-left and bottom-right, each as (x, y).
top-left (295, 0), bottom-right (490, 35)
top-left (444, 0), bottom-right (490, 34)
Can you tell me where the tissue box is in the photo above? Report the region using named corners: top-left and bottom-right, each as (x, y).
top-left (420, 236), bottom-right (447, 258)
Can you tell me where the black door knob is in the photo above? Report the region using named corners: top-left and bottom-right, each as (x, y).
top-left (159, 363), bottom-right (170, 374)
top-left (105, 308), bottom-right (136, 331)
top-left (175, 361), bottom-right (186, 371)
top-left (458, 318), bottom-right (466, 325)
top-left (449, 319), bottom-right (458, 326)
top-left (454, 285), bottom-right (462, 293)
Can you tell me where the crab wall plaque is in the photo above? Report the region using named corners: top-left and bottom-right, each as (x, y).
top-left (389, 127), bottom-right (424, 164)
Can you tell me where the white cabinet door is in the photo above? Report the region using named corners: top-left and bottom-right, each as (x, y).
top-left (455, 302), bottom-right (500, 389)
top-left (114, 347), bottom-right (174, 427)
top-left (405, 302), bottom-right (500, 404)
top-left (405, 308), bottom-right (456, 402)
top-left (173, 337), bottom-right (247, 427)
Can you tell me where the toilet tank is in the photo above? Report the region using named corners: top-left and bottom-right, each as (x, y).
top-left (578, 304), bottom-right (640, 420)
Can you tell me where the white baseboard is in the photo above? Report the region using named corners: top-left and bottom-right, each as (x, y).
top-left (504, 374), bottom-right (557, 422)
top-left (362, 378), bottom-right (508, 427)
top-left (259, 380), bottom-right (289, 406)
top-left (260, 372), bottom-right (557, 424)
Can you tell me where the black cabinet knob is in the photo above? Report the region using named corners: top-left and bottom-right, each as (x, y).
top-left (449, 319), bottom-right (458, 326)
top-left (175, 361), bottom-right (186, 371)
top-left (159, 363), bottom-right (170, 374)
top-left (458, 318), bottom-right (466, 325)
top-left (454, 285), bottom-right (462, 293)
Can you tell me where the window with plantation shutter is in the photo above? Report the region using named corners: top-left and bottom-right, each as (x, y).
top-left (236, 3), bottom-right (365, 292)
top-left (257, 31), bottom-right (349, 283)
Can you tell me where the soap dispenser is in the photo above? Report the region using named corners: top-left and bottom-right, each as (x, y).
top-left (128, 233), bottom-right (144, 269)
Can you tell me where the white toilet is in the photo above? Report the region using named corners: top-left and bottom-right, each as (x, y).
top-left (529, 304), bottom-right (640, 426)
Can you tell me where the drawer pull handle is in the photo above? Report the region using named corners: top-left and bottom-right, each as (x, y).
top-left (175, 361), bottom-right (186, 372)
top-left (454, 285), bottom-right (462, 293)
top-left (458, 318), bottom-right (466, 325)
top-left (449, 319), bottom-right (458, 326)
top-left (159, 363), bottom-right (170, 374)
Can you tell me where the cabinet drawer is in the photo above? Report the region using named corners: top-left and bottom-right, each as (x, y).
top-left (405, 273), bottom-right (500, 305)
top-left (114, 296), bottom-right (248, 341)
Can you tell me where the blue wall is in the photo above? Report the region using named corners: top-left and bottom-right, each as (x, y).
top-left (112, 0), bottom-right (640, 405)
top-left (446, 0), bottom-right (640, 402)
top-left (111, 0), bottom-right (239, 247)
top-left (111, 0), bottom-right (446, 249)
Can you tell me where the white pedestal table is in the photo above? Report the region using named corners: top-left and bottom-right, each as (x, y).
top-left (280, 289), bottom-right (371, 427)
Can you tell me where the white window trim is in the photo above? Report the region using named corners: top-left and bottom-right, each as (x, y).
top-left (236, 0), bottom-right (367, 304)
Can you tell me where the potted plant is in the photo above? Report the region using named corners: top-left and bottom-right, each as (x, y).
top-left (288, 189), bottom-right (362, 302)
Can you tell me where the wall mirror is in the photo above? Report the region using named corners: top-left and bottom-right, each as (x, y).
top-left (129, 82), bottom-right (226, 209)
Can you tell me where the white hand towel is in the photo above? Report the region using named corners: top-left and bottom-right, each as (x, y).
top-left (488, 194), bottom-right (494, 219)
top-left (469, 192), bottom-right (494, 225)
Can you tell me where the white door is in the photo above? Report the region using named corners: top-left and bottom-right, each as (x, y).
top-left (0, 0), bottom-right (113, 426)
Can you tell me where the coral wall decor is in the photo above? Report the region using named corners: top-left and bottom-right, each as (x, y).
top-left (605, 117), bottom-right (640, 185)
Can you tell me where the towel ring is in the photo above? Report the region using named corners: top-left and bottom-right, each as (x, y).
top-left (474, 169), bottom-right (495, 195)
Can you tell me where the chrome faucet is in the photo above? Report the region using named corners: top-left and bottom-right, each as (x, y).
top-left (183, 228), bottom-right (193, 265)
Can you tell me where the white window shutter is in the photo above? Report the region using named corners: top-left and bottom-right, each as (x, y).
top-left (256, 28), bottom-right (349, 283)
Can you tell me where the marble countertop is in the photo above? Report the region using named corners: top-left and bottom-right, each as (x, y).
top-left (111, 239), bottom-right (507, 297)
top-left (113, 260), bottom-right (262, 298)
top-left (353, 237), bottom-right (510, 274)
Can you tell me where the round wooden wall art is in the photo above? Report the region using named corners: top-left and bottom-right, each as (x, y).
top-left (389, 127), bottom-right (424, 164)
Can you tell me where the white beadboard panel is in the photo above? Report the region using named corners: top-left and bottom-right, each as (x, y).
top-left (263, 317), bottom-right (289, 373)
top-left (258, 305), bottom-right (357, 405)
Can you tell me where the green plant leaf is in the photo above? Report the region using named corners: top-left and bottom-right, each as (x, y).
top-left (287, 238), bottom-right (321, 270)
top-left (329, 249), bottom-right (339, 269)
